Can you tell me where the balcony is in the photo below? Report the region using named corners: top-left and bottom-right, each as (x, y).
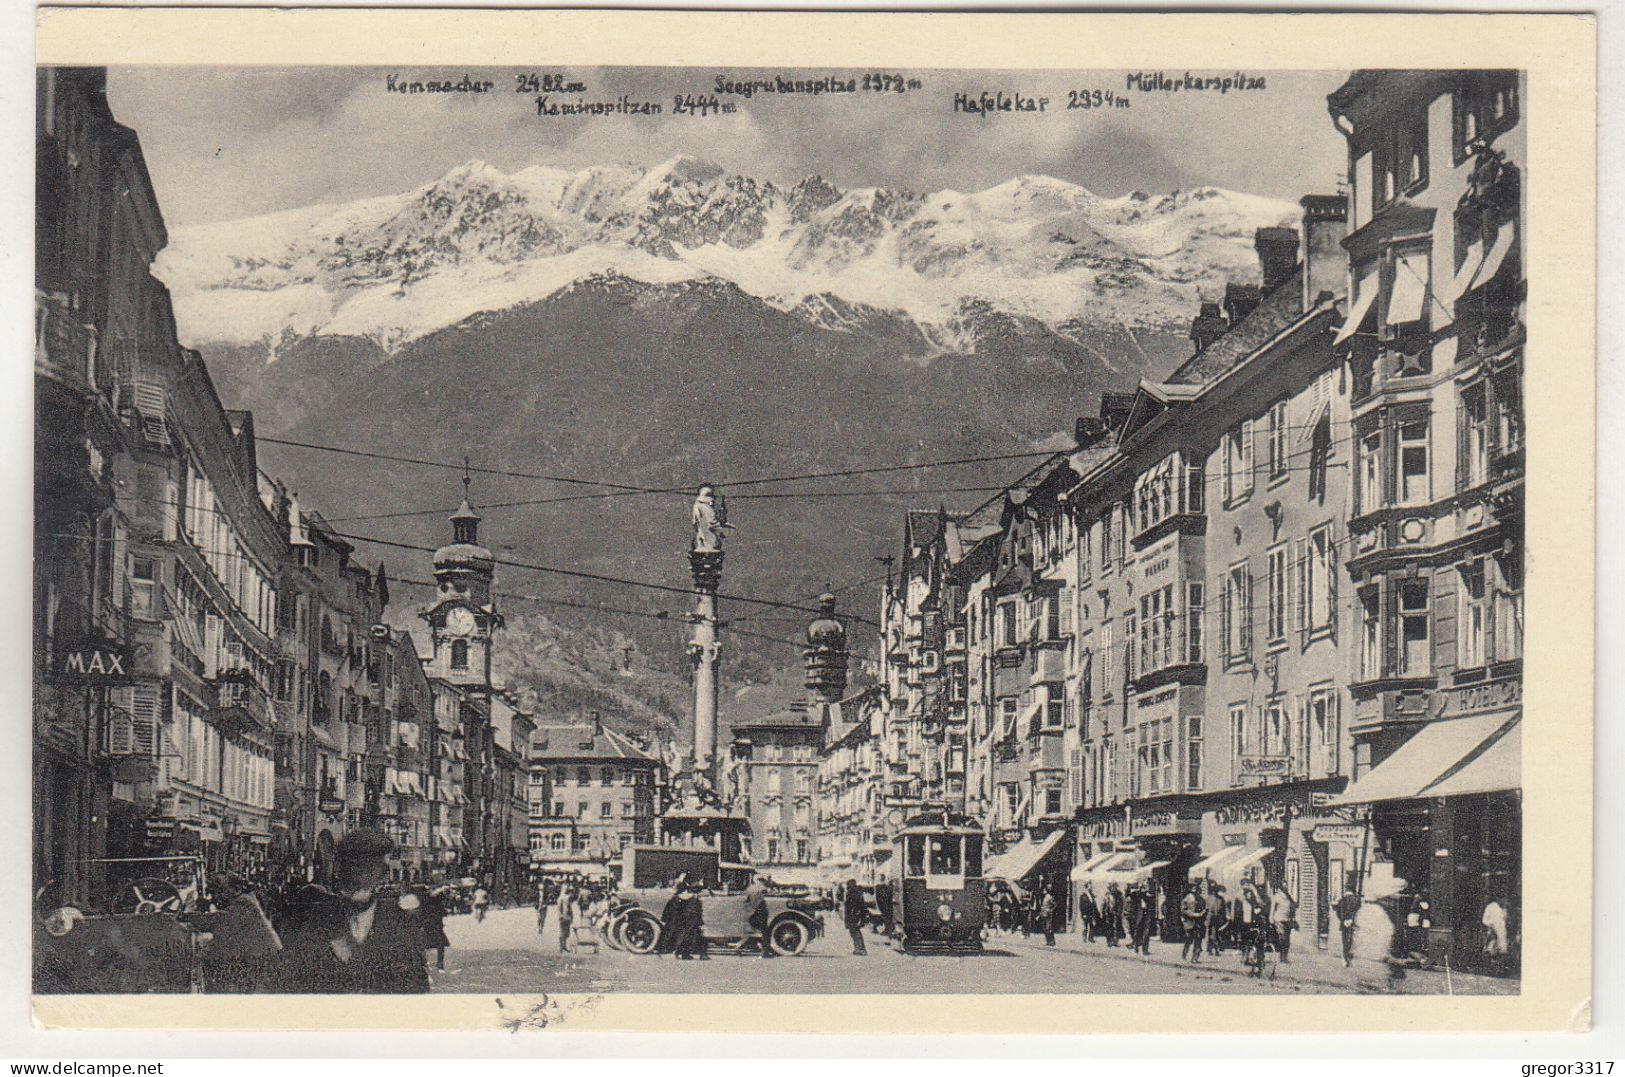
top-left (34, 292), bottom-right (97, 394)
top-left (210, 669), bottom-right (275, 734)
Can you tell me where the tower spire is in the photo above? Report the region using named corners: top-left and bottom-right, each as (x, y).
top-left (451, 456), bottom-right (480, 546)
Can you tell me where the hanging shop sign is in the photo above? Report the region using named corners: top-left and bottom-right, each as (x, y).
top-left (52, 638), bottom-right (135, 684)
top-left (1311, 824), bottom-right (1366, 844)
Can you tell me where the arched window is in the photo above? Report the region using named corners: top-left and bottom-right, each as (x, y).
top-left (550, 832), bottom-right (565, 851)
top-left (450, 639), bottom-right (469, 670)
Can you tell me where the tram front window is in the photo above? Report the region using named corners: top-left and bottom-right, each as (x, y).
top-left (928, 836), bottom-right (963, 877)
top-left (905, 835), bottom-right (926, 878)
top-left (964, 836), bottom-right (983, 879)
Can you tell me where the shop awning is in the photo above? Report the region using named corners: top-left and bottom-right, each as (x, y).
top-left (984, 830), bottom-right (1067, 883)
top-left (1422, 718), bottom-right (1520, 798)
top-left (1072, 851), bottom-right (1135, 887)
top-left (1333, 270), bottom-right (1379, 345)
top-left (1187, 845), bottom-right (1247, 882)
top-left (1385, 249), bottom-right (1429, 326)
top-left (1470, 220), bottom-right (1517, 292)
top-left (1216, 847), bottom-right (1273, 890)
top-left (1070, 849), bottom-right (1120, 882)
top-left (1450, 240), bottom-right (1485, 300)
top-left (1102, 859), bottom-right (1171, 885)
top-left (1327, 711), bottom-right (1517, 806)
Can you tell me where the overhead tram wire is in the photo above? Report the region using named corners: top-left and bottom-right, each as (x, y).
top-left (328, 529), bottom-right (884, 628)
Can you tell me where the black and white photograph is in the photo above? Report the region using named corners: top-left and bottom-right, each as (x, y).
top-left (27, 10), bottom-right (1593, 1027)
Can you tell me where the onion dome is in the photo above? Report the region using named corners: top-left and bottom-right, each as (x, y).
top-left (805, 593), bottom-right (846, 646)
top-left (434, 496), bottom-right (493, 568)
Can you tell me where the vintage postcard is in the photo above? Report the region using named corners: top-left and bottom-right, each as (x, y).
top-left (26, 7), bottom-right (1594, 1035)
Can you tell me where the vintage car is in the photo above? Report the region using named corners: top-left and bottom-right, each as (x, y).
top-left (605, 846), bottom-right (823, 957)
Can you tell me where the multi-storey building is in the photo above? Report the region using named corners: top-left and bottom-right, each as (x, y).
top-left (729, 699), bottom-right (824, 882)
top-left (813, 687), bottom-right (886, 884)
top-left (488, 693), bottom-right (537, 900)
top-left (1325, 70), bottom-right (1524, 970)
top-left (529, 717), bottom-right (662, 879)
top-left (364, 622), bottom-right (436, 882)
top-left (35, 67), bottom-right (145, 907)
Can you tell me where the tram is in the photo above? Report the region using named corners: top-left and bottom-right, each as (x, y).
top-left (888, 808), bottom-right (987, 953)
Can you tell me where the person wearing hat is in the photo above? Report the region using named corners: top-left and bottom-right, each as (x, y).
top-left (273, 829), bottom-right (430, 993)
top-left (842, 878), bottom-right (869, 956)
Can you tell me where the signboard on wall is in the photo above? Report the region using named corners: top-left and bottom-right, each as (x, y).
top-left (1311, 824), bottom-right (1366, 845)
top-left (51, 637), bottom-right (135, 684)
top-left (1238, 755), bottom-right (1292, 778)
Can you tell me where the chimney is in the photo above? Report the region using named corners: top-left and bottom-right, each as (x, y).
top-left (1223, 282), bottom-right (1261, 326)
top-left (1190, 302), bottom-right (1226, 354)
top-left (1254, 226), bottom-right (1298, 291)
top-left (1299, 194), bottom-right (1348, 312)
top-left (591, 711), bottom-right (603, 737)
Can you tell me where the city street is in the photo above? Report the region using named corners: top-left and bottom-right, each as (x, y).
top-left (426, 908), bottom-right (1516, 996)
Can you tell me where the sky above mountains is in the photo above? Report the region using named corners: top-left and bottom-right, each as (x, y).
top-left (106, 65), bottom-right (1348, 230)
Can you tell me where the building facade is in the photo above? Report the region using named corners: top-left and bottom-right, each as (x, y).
top-left (1326, 69), bottom-right (1524, 970)
top-left (529, 717), bottom-right (662, 877)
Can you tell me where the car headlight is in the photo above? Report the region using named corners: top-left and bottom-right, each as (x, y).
top-left (937, 903), bottom-right (953, 922)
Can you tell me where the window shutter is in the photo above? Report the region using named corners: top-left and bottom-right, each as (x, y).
top-left (1241, 420), bottom-right (1255, 494)
top-left (108, 687), bottom-right (135, 755)
top-left (1456, 393), bottom-right (1470, 493)
top-left (1221, 583), bottom-right (1232, 661)
top-left (1241, 571), bottom-right (1254, 655)
top-left (1329, 690), bottom-right (1343, 775)
top-left (1382, 579), bottom-right (1399, 676)
top-left (1293, 695), bottom-right (1307, 777)
top-left (1294, 539), bottom-right (1308, 646)
top-left (1325, 535), bottom-right (1340, 642)
top-left (130, 683), bottom-right (162, 755)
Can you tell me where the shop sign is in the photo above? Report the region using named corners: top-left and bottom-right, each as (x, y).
top-left (1434, 678), bottom-right (1521, 719)
top-left (1137, 534), bottom-right (1178, 585)
top-left (319, 796), bottom-right (345, 815)
top-left (52, 639), bottom-right (134, 684)
top-left (1238, 755), bottom-right (1292, 778)
top-left (1084, 817), bottom-right (1127, 841)
top-left (144, 817), bottom-right (176, 840)
top-left (1309, 792), bottom-right (1335, 809)
top-left (1311, 824), bottom-right (1366, 845)
top-left (1136, 687), bottom-right (1178, 710)
top-left (1215, 800), bottom-right (1297, 827)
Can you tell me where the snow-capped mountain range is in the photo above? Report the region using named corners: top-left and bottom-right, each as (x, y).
top-left (155, 155), bottom-right (1296, 353)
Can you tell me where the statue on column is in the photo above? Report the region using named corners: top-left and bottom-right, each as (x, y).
top-left (691, 484), bottom-right (731, 553)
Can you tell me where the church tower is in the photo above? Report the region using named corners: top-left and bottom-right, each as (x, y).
top-left (423, 469), bottom-right (502, 688)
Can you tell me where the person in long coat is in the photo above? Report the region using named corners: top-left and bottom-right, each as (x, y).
top-left (842, 878), bottom-right (869, 955)
top-left (1077, 883), bottom-right (1099, 942)
top-left (660, 879), bottom-right (708, 960)
top-left (745, 880), bottom-right (774, 958)
top-left (273, 830), bottom-right (429, 993)
top-left (1127, 883), bottom-right (1155, 955)
top-left (1101, 883), bottom-right (1124, 947)
top-left (420, 885), bottom-right (452, 971)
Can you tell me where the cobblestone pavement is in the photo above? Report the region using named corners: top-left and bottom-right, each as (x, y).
top-left (426, 908), bottom-right (1517, 996)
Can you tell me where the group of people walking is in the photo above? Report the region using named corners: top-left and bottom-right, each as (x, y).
top-left (1075, 880), bottom-right (1164, 955)
top-left (1170, 878), bottom-right (1297, 976)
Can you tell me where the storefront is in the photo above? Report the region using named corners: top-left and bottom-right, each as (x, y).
top-left (1331, 708), bottom-right (1520, 973)
top-left (1075, 800), bottom-right (1201, 937)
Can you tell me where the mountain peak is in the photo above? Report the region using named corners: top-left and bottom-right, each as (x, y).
top-left (645, 154), bottom-right (726, 185)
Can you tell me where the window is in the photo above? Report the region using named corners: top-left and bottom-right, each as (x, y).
top-left (1399, 579), bottom-right (1431, 676)
top-left (1044, 786), bottom-right (1062, 816)
top-left (1266, 546), bottom-right (1288, 643)
top-left (450, 639), bottom-right (469, 670)
top-left (766, 838), bottom-right (780, 863)
top-left (1268, 401), bottom-right (1289, 479)
top-left (1223, 421), bottom-right (1255, 504)
top-left (1186, 583), bottom-right (1204, 664)
top-left (999, 697), bottom-right (1017, 739)
top-left (1454, 72), bottom-right (1519, 157)
top-left (1299, 526), bottom-right (1337, 637)
top-left (1458, 561), bottom-right (1488, 668)
top-left (796, 839), bottom-right (809, 862)
top-left (1229, 704), bottom-right (1247, 785)
top-left (1123, 613), bottom-right (1137, 683)
top-left (1264, 703), bottom-right (1287, 758)
top-left (1358, 585), bottom-right (1382, 680)
top-left (600, 801), bottom-right (613, 819)
top-left (1186, 715), bottom-right (1203, 790)
top-left (1360, 430), bottom-right (1383, 514)
top-left (999, 602), bottom-right (1017, 648)
top-left (1100, 619), bottom-right (1114, 696)
top-left (1224, 563), bottom-right (1253, 663)
top-left (130, 558), bottom-right (156, 620)
top-left (551, 800), bottom-right (563, 817)
top-left (1042, 684), bottom-right (1065, 730)
top-left (1461, 384), bottom-right (1490, 490)
top-left (1374, 105), bottom-right (1429, 207)
top-left (549, 832), bottom-right (565, 851)
top-left (1098, 516), bottom-right (1112, 573)
top-left (602, 766), bottom-right (617, 786)
top-left (1400, 417), bottom-right (1430, 503)
top-left (1308, 416), bottom-right (1333, 503)
top-left (577, 800), bottom-right (589, 818)
top-left (577, 766), bottom-right (592, 785)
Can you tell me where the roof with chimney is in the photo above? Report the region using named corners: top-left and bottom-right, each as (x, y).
top-left (530, 721), bottom-right (657, 763)
top-left (1164, 265), bottom-right (1306, 387)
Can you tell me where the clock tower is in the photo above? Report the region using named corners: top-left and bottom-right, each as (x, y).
top-left (423, 473), bottom-right (502, 688)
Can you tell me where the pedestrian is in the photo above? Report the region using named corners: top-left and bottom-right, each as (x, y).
top-left (1208, 884), bottom-right (1230, 954)
top-left (1128, 882), bottom-right (1155, 956)
top-left (1101, 883), bottom-right (1124, 947)
top-left (1269, 881), bottom-right (1297, 964)
top-left (1179, 883), bottom-right (1207, 964)
top-left (1352, 876), bottom-right (1406, 991)
top-left (555, 883), bottom-right (576, 953)
top-left (661, 877), bottom-right (707, 960)
top-left (875, 879), bottom-right (896, 938)
top-left (272, 829), bottom-right (429, 993)
top-left (535, 883), bottom-right (549, 936)
top-left (1039, 887), bottom-right (1058, 947)
top-left (1077, 883), bottom-right (1098, 943)
top-left (472, 884), bottom-right (490, 924)
top-left (421, 884), bottom-right (452, 971)
top-left (843, 877), bottom-right (868, 955)
top-left (745, 878), bottom-right (775, 958)
top-left (1236, 881), bottom-right (1267, 976)
top-left (1336, 882), bottom-right (1362, 968)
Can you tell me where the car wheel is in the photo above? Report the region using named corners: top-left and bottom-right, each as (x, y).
top-left (769, 917), bottom-right (809, 956)
top-left (620, 912), bottom-right (662, 955)
top-left (602, 912), bottom-right (627, 951)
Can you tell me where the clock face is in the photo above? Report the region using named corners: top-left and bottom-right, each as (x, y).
top-left (444, 607), bottom-right (476, 637)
